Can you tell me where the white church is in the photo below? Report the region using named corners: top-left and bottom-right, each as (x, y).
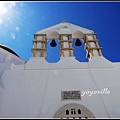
top-left (0, 20), bottom-right (120, 118)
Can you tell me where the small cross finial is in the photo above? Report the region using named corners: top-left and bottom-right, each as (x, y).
top-left (62, 20), bottom-right (67, 23)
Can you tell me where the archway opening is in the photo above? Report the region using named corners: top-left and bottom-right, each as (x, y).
top-left (53, 103), bottom-right (95, 119)
top-left (46, 39), bottom-right (60, 63)
top-left (72, 38), bottom-right (88, 62)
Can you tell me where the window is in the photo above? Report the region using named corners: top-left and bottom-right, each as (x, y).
top-left (66, 110), bottom-right (69, 115)
top-left (61, 90), bottom-right (81, 100)
top-left (78, 109), bottom-right (81, 114)
top-left (71, 109), bottom-right (76, 114)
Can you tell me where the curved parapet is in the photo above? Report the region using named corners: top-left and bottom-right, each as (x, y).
top-left (72, 31), bottom-right (85, 39)
top-left (47, 31), bottom-right (59, 39)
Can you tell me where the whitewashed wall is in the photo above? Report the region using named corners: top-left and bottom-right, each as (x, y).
top-left (0, 56), bottom-right (120, 118)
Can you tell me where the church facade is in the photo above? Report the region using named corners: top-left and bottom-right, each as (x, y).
top-left (0, 21), bottom-right (120, 118)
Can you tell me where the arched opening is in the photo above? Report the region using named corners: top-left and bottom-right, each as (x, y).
top-left (72, 38), bottom-right (88, 62)
top-left (72, 31), bottom-right (88, 62)
top-left (71, 109), bottom-right (76, 114)
top-left (78, 109), bottom-right (81, 114)
top-left (46, 39), bottom-right (60, 63)
top-left (66, 110), bottom-right (69, 115)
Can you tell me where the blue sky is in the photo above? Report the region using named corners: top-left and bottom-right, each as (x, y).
top-left (0, 1), bottom-right (120, 62)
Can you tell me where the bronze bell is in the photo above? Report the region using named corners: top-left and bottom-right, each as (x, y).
top-left (75, 38), bottom-right (82, 46)
top-left (50, 39), bottom-right (57, 47)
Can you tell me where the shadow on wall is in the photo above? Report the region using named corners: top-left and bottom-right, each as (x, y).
top-left (46, 39), bottom-right (88, 63)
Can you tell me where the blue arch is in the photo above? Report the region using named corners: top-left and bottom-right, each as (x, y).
top-left (46, 39), bottom-right (60, 63)
top-left (72, 39), bottom-right (88, 62)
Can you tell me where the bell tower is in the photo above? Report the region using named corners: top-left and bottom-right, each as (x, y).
top-left (31, 20), bottom-right (102, 61)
